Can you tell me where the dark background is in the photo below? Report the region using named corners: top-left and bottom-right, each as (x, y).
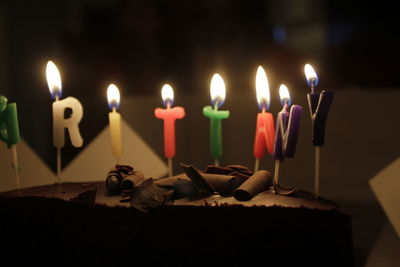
top-left (1, 1), bottom-right (399, 266)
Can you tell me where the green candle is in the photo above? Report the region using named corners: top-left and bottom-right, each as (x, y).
top-left (0, 96), bottom-right (20, 148)
top-left (202, 74), bottom-right (230, 164)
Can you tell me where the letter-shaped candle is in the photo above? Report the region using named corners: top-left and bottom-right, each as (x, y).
top-left (0, 95), bottom-right (21, 188)
top-left (272, 84), bottom-right (302, 185)
top-left (154, 84), bottom-right (185, 176)
top-left (46, 60), bottom-right (84, 183)
top-left (304, 64), bottom-right (334, 197)
top-left (253, 66), bottom-right (275, 171)
top-left (202, 74), bottom-right (230, 167)
top-left (107, 84), bottom-right (122, 162)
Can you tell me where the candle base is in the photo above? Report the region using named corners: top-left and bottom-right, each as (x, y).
top-left (11, 145), bottom-right (20, 190)
top-left (168, 158), bottom-right (173, 177)
top-left (314, 147), bottom-right (320, 198)
top-left (274, 160), bottom-right (280, 185)
top-left (254, 158), bottom-right (260, 172)
top-left (56, 148), bottom-right (61, 184)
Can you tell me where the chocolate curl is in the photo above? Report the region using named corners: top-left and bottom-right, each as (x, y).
top-left (228, 171), bottom-right (250, 185)
top-left (233, 170), bottom-right (272, 201)
top-left (120, 170), bottom-right (145, 190)
top-left (180, 163), bottom-right (215, 194)
top-left (224, 164), bottom-right (254, 176)
top-left (205, 164), bottom-right (254, 177)
top-left (202, 173), bottom-right (240, 195)
top-left (106, 164), bottom-right (135, 195)
top-left (155, 174), bottom-right (198, 198)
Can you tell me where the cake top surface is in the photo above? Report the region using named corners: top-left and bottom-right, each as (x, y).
top-left (0, 181), bottom-right (340, 211)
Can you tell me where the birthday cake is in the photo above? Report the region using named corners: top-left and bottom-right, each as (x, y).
top-left (0, 164), bottom-right (353, 266)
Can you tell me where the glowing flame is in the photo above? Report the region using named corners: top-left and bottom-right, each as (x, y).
top-left (304, 63), bottom-right (319, 88)
top-left (107, 83), bottom-right (120, 110)
top-left (255, 66), bottom-right (270, 111)
top-left (210, 73), bottom-right (226, 108)
top-left (46, 60), bottom-right (62, 100)
top-left (279, 84), bottom-right (291, 106)
top-left (161, 84), bottom-right (174, 107)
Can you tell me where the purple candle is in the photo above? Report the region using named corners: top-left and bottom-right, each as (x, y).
top-left (272, 84), bottom-right (302, 184)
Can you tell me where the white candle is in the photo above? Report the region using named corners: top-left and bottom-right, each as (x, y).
top-left (107, 84), bottom-right (122, 162)
top-left (46, 60), bottom-right (84, 181)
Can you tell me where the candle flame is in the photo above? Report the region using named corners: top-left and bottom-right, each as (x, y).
top-left (255, 66), bottom-right (270, 111)
top-left (46, 60), bottom-right (62, 100)
top-left (279, 84), bottom-right (291, 106)
top-left (107, 83), bottom-right (120, 110)
top-left (304, 63), bottom-right (319, 88)
top-left (161, 84), bottom-right (174, 107)
top-left (210, 73), bottom-right (226, 108)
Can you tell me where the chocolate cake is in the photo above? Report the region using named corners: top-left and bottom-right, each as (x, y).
top-left (0, 164), bottom-right (353, 266)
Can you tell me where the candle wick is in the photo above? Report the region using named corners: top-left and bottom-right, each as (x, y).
top-left (112, 106), bottom-right (116, 113)
top-left (214, 101), bottom-right (219, 110)
top-left (167, 102), bottom-right (171, 109)
top-left (261, 105), bottom-right (266, 113)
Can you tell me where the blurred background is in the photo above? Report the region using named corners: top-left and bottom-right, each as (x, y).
top-left (1, 0), bottom-right (400, 266)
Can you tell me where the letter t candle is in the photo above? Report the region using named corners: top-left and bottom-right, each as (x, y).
top-left (203, 74), bottom-right (230, 167)
top-left (107, 84), bottom-right (122, 164)
top-left (154, 84), bottom-right (185, 177)
top-left (304, 64), bottom-right (334, 197)
top-left (253, 66), bottom-right (275, 172)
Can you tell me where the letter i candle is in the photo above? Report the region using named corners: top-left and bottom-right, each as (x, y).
top-left (203, 74), bottom-right (230, 167)
top-left (155, 84), bottom-right (185, 177)
top-left (253, 66), bottom-right (275, 172)
top-left (107, 84), bottom-right (123, 163)
top-left (46, 60), bottom-right (84, 183)
top-left (304, 64), bottom-right (334, 197)
top-left (0, 95), bottom-right (21, 188)
top-left (272, 84), bottom-right (302, 185)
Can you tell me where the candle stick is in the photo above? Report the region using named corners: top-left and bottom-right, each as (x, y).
top-left (154, 84), bottom-right (185, 176)
top-left (253, 66), bottom-right (275, 171)
top-left (107, 84), bottom-right (122, 164)
top-left (46, 60), bottom-right (84, 184)
top-left (202, 74), bottom-right (230, 167)
top-left (0, 95), bottom-right (21, 189)
top-left (272, 84), bottom-right (302, 186)
top-left (304, 64), bottom-right (334, 197)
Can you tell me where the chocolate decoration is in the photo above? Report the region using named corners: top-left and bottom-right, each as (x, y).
top-left (224, 164), bottom-right (254, 176)
top-left (180, 163), bottom-right (215, 194)
top-left (155, 174), bottom-right (198, 198)
top-left (202, 173), bottom-right (240, 195)
top-left (105, 164), bottom-right (136, 195)
top-left (129, 178), bottom-right (173, 212)
top-left (205, 165), bottom-right (233, 175)
top-left (273, 184), bottom-right (297, 196)
top-left (120, 170), bottom-right (145, 190)
top-left (233, 170), bottom-right (272, 201)
top-left (228, 171), bottom-right (250, 185)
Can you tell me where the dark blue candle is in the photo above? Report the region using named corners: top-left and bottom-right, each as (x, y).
top-left (304, 64), bottom-right (334, 147)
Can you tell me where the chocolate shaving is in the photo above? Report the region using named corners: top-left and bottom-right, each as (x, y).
top-left (205, 166), bottom-right (234, 175)
top-left (233, 170), bottom-right (272, 201)
top-left (105, 164), bottom-right (136, 195)
top-left (273, 184), bottom-right (297, 196)
top-left (228, 171), bottom-right (250, 185)
top-left (180, 163), bottom-right (215, 194)
top-left (129, 178), bottom-right (173, 212)
top-left (155, 175), bottom-right (198, 199)
top-left (202, 173), bottom-right (240, 195)
top-left (120, 170), bottom-right (145, 190)
top-left (224, 164), bottom-right (254, 176)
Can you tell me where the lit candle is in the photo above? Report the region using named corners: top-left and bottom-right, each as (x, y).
top-left (272, 84), bottom-right (302, 185)
top-left (46, 60), bottom-right (84, 183)
top-left (304, 64), bottom-right (334, 197)
top-left (202, 73), bottom-right (230, 167)
top-left (107, 84), bottom-right (122, 163)
top-left (154, 84), bottom-right (185, 176)
top-left (0, 95), bottom-right (21, 188)
top-left (253, 66), bottom-right (275, 172)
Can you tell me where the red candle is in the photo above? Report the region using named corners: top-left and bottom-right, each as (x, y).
top-left (253, 66), bottom-right (275, 171)
top-left (154, 84), bottom-right (185, 176)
